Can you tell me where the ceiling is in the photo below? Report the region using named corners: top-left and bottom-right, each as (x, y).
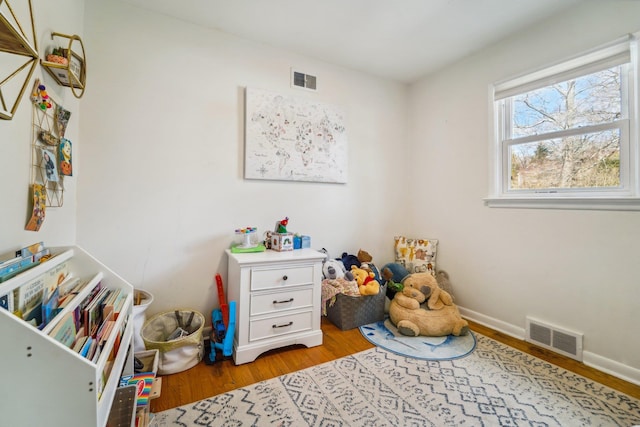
top-left (119, 0), bottom-right (581, 83)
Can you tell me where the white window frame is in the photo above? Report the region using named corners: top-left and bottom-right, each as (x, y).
top-left (486, 33), bottom-right (640, 211)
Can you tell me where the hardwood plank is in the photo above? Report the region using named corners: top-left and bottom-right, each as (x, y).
top-left (150, 317), bottom-right (640, 413)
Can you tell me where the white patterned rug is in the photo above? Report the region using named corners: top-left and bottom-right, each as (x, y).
top-left (153, 334), bottom-right (640, 426)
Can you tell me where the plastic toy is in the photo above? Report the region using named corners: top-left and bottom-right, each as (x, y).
top-left (235, 227), bottom-right (257, 248)
top-left (32, 83), bottom-right (52, 110)
top-left (207, 301), bottom-right (236, 363)
top-left (276, 217), bottom-right (289, 233)
top-left (207, 273), bottom-right (235, 364)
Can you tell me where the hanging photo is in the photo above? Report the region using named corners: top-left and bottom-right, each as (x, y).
top-left (55, 104), bottom-right (71, 138)
top-left (25, 184), bottom-right (46, 231)
top-left (58, 138), bottom-right (73, 176)
top-left (41, 148), bottom-right (59, 182)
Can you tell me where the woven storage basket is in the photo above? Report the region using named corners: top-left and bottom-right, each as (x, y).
top-left (141, 310), bottom-right (204, 375)
top-left (326, 284), bottom-right (386, 330)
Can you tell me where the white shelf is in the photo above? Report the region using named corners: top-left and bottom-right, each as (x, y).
top-left (0, 245), bottom-right (135, 427)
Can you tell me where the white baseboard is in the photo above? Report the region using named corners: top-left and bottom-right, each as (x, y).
top-left (458, 305), bottom-right (640, 387)
top-left (458, 306), bottom-right (525, 340)
top-left (583, 351), bottom-right (640, 387)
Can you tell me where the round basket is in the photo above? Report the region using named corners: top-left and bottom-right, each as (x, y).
top-left (141, 309), bottom-right (205, 374)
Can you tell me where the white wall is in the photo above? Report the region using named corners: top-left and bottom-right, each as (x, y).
top-left (0, 0), bottom-right (83, 255)
top-left (407, 1), bottom-right (640, 383)
top-left (77, 1), bottom-right (408, 319)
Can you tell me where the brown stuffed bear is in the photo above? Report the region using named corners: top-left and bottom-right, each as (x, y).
top-left (389, 272), bottom-right (468, 337)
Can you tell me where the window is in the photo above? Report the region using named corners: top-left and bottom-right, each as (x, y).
top-left (487, 33), bottom-right (640, 210)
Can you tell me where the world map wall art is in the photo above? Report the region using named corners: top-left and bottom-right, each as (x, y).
top-left (244, 87), bottom-right (348, 183)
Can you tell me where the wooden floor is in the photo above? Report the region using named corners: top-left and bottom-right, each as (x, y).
top-left (150, 317), bottom-right (640, 413)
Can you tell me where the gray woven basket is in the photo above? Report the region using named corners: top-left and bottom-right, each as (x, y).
top-left (326, 284), bottom-right (386, 330)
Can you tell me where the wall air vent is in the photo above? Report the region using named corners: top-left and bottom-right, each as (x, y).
top-left (291, 69), bottom-right (317, 91)
top-left (526, 317), bottom-right (583, 361)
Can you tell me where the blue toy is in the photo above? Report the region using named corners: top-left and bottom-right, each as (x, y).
top-left (207, 300), bottom-right (236, 363)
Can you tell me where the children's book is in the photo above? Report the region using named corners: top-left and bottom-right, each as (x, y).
top-left (48, 311), bottom-right (77, 348)
top-left (12, 272), bottom-right (45, 316)
top-left (16, 242), bottom-right (45, 258)
top-left (0, 256), bottom-right (36, 282)
top-left (0, 293), bottom-right (13, 311)
top-left (119, 373), bottom-right (155, 406)
top-left (41, 287), bottom-right (60, 326)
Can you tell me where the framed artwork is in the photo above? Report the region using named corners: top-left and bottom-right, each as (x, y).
top-left (244, 87), bottom-right (348, 183)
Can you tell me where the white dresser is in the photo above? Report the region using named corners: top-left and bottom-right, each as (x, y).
top-left (225, 248), bottom-right (326, 364)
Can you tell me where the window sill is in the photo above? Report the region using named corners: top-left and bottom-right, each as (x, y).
top-left (483, 196), bottom-right (640, 211)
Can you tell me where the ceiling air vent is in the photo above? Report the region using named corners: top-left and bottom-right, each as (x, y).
top-left (291, 69), bottom-right (317, 91)
top-left (526, 317), bottom-right (583, 361)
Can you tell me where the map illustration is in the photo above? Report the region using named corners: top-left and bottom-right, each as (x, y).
top-left (245, 87), bottom-right (347, 183)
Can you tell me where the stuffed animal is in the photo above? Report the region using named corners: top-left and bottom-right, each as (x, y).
top-left (388, 272), bottom-right (468, 337)
top-left (323, 259), bottom-right (347, 280)
top-left (351, 265), bottom-right (380, 295)
top-left (380, 262), bottom-right (410, 299)
top-left (320, 249), bottom-right (353, 281)
top-left (340, 252), bottom-right (360, 271)
top-left (357, 249), bottom-right (382, 284)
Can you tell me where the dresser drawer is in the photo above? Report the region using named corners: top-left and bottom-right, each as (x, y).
top-left (250, 265), bottom-right (315, 291)
top-left (250, 288), bottom-right (313, 316)
top-left (249, 311), bottom-right (313, 342)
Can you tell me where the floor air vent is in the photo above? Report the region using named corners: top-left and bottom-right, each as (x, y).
top-left (526, 317), bottom-right (583, 361)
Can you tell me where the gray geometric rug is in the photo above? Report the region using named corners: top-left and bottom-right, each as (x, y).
top-left (153, 334), bottom-right (640, 426)
top-left (359, 318), bottom-right (476, 360)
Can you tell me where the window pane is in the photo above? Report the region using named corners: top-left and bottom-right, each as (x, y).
top-left (512, 66), bottom-right (622, 138)
top-left (509, 129), bottom-right (620, 190)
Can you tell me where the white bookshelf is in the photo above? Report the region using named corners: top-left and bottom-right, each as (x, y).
top-left (0, 245), bottom-right (135, 427)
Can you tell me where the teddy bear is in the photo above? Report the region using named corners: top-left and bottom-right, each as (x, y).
top-left (350, 265), bottom-right (380, 296)
top-left (388, 272), bottom-right (468, 337)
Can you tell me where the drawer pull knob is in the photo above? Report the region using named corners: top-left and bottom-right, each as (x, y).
top-left (273, 298), bottom-right (294, 304)
top-left (272, 321), bottom-right (293, 329)
top-left (282, 275), bottom-right (288, 281)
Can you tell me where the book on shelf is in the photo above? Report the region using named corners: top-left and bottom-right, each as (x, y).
top-left (0, 256), bottom-right (36, 282)
top-left (15, 242), bottom-right (45, 258)
top-left (0, 255), bottom-right (21, 269)
top-left (0, 293), bottom-right (14, 312)
top-left (76, 281), bottom-right (102, 332)
top-left (119, 373), bottom-right (155, 407)
top-left (84, 287), bottom-right (111, 337)
top-left (11, 257), bottom-right (70, 320)
top-left (0, 242), bottom-right (52, 283)
top-left (48, 311), bottom-right (77, 348)
top-left (41, 287), bottom-right (60, 327)
top-left (72, 335), bottom-right (88, 353)
top-left (79, 337), bottom-right (93, 358)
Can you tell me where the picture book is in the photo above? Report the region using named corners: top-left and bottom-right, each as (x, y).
top-left (48, 311), bottom-right (77, 348)
top-left (42, 259), bottom-right (70, 301)
top-left (41, 287), bottom-right (60, 326)
top-left (119, 373), bottom-right (155, 406)
top-left (0, 255), bottom-right (21, 269)
top-left (72, 335), bottom-right (88, 353)
top-left (15, 242), bottom-right (45, 258)
top-left (13, 272), bottom-right (45, 316)
top-left (0, 293), bottom-right (14, 312)
top-left (0, 256), bottom-right (35, 282)
top-left (23, 302), bottom-right (42, 327)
